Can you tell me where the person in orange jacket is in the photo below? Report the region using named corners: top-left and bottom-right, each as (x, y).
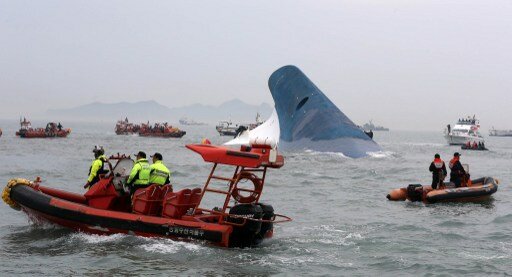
top-left (449, 152), bottom-right (466, 187)
top-left (429, 154), bottom-right (447, 189)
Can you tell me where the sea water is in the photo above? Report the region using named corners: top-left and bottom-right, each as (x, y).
top-left (0, 120), bottom-right (510, 275)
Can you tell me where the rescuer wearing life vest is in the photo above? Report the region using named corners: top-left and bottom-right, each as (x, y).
top-left (84, 146), bottom-right (107, 189)
top-left (429, 153), bottom-right (447, 189)
top-left (449, 152), bottom-right (466, 187)
top-left (127, 151), bottom-right (151, 195)
top-left (149, 152), bottom-right (171, 186)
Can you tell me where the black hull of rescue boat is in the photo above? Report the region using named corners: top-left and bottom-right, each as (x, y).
top-left (426, 180), bottom-right (498, 203)
top-left (9, 185), bottom-right (235, 246)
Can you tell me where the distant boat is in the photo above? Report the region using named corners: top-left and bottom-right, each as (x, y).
top-left (179, 117), bottom-right (207, 126)
top-left (444, 115), bottom-right (484, 145)
top-left (216, 120), bottom-right (240, 136)
top-left (115, 117), bottom-right (140, 135)
top-left (139, 122), bottom-right (186, 138)
top-left (247, 113), bottom-right (264, 129)
top-left (489, 127), bottom-right (512, 137)
top-left (216, 114), bottom-right (264, 137)
top-left (16, 117), bottom-right (71, 138)
top-left (362, 120), bottom-right (389, 131)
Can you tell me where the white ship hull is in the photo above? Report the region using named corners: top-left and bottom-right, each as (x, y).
top-left (445, 133), bottom-right (484, 145)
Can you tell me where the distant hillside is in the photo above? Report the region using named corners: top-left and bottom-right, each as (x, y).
top-left (47, 99), bottom-right (273, 123)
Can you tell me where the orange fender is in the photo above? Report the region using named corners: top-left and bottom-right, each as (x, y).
top-left (387, 188), bottom-right (407, 201)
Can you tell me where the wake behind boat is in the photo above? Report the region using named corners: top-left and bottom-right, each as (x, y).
top-left (444, 116), bottom-right (484, 145)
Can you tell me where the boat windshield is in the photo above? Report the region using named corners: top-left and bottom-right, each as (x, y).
top-left (113, 158), bottom-right (133, 176)
top-left (112, 158), bottom-right (134, 191)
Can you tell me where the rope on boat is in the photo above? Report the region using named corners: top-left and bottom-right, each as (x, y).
top-left (2, 178), bottom-right (33, 210)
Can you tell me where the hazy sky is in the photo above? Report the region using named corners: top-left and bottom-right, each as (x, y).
top-left (1, 0), bottom-right (511, 130)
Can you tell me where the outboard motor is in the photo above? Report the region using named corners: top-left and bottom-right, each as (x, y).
top-left (406, 184), bottom-right (423, 202)
top-left (228, 204), bottom-right (263, 247)
top-left (255, 203), bottom-right (274, 243)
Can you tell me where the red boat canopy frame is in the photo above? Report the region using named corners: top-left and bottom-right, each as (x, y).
top-left (186, 144), bottom-right (284, 168)
top-left (185, 144), bottom-right (290, 225)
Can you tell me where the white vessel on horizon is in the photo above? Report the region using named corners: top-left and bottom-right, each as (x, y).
top-left (444, 115), bottom-right (484, 145)
top-left (362, 120), bottom-right (389, 131)
top-left (489, 127), bottom-right (512, 137)
top-left (179, 117), bottom-right (207, 126)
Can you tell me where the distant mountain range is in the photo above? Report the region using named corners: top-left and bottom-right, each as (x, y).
top-left (47, 99), bottom-right (273, 124)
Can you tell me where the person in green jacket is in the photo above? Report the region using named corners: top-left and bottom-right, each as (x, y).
top-left (149, 152), bottom-right (171, 186)
top-left (127, 151), bottom-right (151, 195)
top-left (85, 146), bottom-right (107, 189)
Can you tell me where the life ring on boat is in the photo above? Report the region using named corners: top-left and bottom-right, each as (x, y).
top-left (232, 172), bottom-right (263, 203)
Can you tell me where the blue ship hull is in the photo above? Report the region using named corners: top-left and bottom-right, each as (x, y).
top-left (268, 65), bottom-right (381, 158)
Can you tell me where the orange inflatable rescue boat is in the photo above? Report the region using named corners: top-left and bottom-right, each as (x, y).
top-left (16, 118), bottom-right (71, 138)
top-left (2, 143), bottom-right (291, 248)
top-left (387, 177), bottom-right (499, 203)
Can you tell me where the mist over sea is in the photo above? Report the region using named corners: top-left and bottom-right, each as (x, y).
top-left (0, 121), bottom-right (511, 276)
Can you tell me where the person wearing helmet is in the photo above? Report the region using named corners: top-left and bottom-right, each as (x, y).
top-left (85, 146), bottom-right (108, 189)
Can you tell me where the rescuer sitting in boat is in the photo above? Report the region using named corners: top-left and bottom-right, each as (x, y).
top-left (127, 151), bottom-right (151, 195)
top-left (429, 153), bottom-right (447, 189)
top-left (449, 152), bottom-right (466, 187)
top-left (465, 141), bottom-right (471, 149)
top-left (84, 146), bottom-right (108, 189)
top-left (149, 152), bottom-right (171, 186)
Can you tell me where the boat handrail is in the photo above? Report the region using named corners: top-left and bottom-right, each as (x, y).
top-left (196, 208), bottom-right (292, 225)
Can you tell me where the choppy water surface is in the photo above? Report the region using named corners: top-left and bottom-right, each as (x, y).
top-left (0, 120), bottom-right (511, 276)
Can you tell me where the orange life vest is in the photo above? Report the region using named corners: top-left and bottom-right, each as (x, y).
top-left (449, 157), bottom-right (459, 169)
top-left (433, 158), bottom-right (444, 169)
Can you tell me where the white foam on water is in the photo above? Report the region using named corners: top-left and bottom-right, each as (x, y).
top-left (304, 149), bottom-right (350, 159)
top-left (459, 252), bottom-right (509, 260)
top-left (265, 254), bottom-right (315, 266)
top-left (295, 225), bottom-right (365, 246)
top-left (70, 232), bottom-right (126, 244)
top-left (139, 238), bottom-right (204, 254)
top-left (366, 151), bottom-right (396, 159)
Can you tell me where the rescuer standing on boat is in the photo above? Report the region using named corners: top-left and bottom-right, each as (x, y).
top-left (429, 153), bottom-right (447, 189)
top-left (84, 146), bottom-right (107, 189)
top-left (127, 151), bottom-right (151, 194)
top-left (449, 152), bottom-right (466, 187)
top-left (149, 152), bottom-right (171, 186)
